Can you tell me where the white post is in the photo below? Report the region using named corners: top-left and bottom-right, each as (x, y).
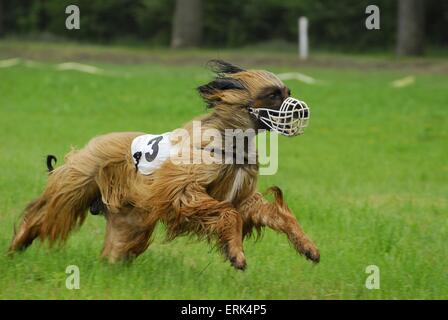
top-left (298, 17), bottom-right (309, 60)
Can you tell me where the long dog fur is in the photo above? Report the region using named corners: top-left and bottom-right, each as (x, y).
top-left (9, 60), bottom-right (320, 269)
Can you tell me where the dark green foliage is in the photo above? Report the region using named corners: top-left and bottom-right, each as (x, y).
top-left (0, 0), bottom-right (446, 50)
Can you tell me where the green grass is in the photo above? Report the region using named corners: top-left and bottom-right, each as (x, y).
top-left (0, 48), bottom-right (447, 299)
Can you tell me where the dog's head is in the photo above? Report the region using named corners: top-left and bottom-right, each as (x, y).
top-left (197, 60), bottom-right (309, 136)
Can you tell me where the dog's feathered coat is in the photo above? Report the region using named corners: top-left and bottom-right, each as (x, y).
top-left (10, 61), bottom-right (320, 269)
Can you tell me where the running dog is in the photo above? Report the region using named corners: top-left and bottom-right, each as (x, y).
top-left (9, 60), bottom-right (320, 270)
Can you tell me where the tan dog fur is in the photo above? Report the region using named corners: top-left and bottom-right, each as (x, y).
top-left (10, 61), bottom-right (320, 270)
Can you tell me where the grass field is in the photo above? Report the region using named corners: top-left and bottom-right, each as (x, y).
top-left (0, 43), bottom-right (447, 299)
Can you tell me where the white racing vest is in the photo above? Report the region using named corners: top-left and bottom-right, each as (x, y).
top-left (131, 132), bottom-right (173, 175)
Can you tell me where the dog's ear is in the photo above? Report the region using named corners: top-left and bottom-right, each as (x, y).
top-left (198, 77), bottom-right (245, 93)
top-left (207, 60), bottom-right (245, 75)
top-left (197, 77), bottom-right (247, 107)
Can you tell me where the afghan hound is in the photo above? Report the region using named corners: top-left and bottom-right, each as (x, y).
top-left (9, 60), bottom-right (320, 270)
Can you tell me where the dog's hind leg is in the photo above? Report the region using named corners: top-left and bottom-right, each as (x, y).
top-left (10, 155), bottom-right (61, 251)
top-left (238, 187), bottom-right (320, 263)
top-left (9, 197), bottom-right (48, 251)
top-left (10, 132), bottom-right (141, 253)
top-left (101, 207), bottom-right (157, 262)
top-left (9, 166), bottom-right (98, 252)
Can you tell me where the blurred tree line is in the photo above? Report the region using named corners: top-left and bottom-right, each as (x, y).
top-left (0, 0), bottom-right (446, 52)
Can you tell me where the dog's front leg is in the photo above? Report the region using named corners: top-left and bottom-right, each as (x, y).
top-left (239, 187), bottom-right (320, 263)
top-left (173, 184), bottom-right (246, 270)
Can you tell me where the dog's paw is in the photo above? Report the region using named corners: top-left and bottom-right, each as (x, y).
top-left (229, 252), bottom-right (247, 271)
top-left (302, 244), bottom-right (320, 264)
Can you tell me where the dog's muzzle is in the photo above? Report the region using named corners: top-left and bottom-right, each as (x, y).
top-left (249, 97), bottom-right (310, 136)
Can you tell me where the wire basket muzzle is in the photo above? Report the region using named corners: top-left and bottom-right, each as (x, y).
top-left (250, 97), bottom-right (310, 136)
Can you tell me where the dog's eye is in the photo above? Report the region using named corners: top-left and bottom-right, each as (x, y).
top-left (268, 92), bottom-right (280, 99)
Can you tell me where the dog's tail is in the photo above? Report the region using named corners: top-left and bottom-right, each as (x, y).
top-left (46, 155), bottom-right (57, 172)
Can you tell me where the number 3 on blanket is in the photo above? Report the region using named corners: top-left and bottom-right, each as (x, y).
top-left (145, 136), bottom-right (163, 162)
